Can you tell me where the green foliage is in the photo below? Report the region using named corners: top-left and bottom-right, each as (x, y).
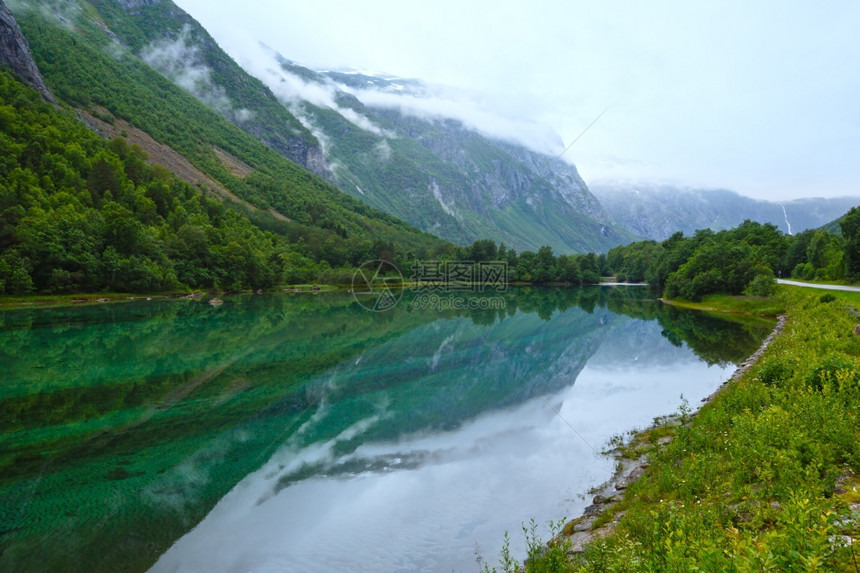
top-left (607, 240), bottom-right (660, 282)
top-left (9, 2), bottom-right (452, 275)
top-left (0, 70), bottom-right (324, 292)
top-left (840, 206), bottom-right (860, 281)
top-left (608, 219), bottom-right (857, 300)
top-left (481, 519), bottom-right (574, 573)
top-left (661, 223), bottom-right (783, 301)
top-left (744, 272), bottom-right (778, 297)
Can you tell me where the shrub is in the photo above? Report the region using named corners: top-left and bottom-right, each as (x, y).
top-left (757, 359), bottom-right (793, 387)
top-left (804, 353), bottom-right (857, 391)
top-left (744, 273), bottom-right (777, 297)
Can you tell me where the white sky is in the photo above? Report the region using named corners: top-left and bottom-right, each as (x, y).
top-left (173, 0), bottom-right (860, 201)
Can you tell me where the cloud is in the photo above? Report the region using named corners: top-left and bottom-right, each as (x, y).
top-left (373, 139), bottom-right (391, 162)
top-left (285, 103), bottom-right (344, 174)
top-left (238, 39), bottom-right (563, 157)
top-left (7, 0), bottom-right (80, 29)
top-left (344, 83), bottom-right (563, 156)
top-left (227, 42), bottom-right (393, 138)
top-left (140, 25), bottom-right (254, 125)
top-left (173, 0), bottom-right (860, 201)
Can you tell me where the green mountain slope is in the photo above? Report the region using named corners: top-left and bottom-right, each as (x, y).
top-left (6, 0), bottom-right (451, 281)
top-left (84, 0), bottom-right (332, 177)
top-left (0, 69), bottom-right (338, 293)
top-left (12, 0), bottom-right (634, 255)
top-left (47, 0), bottom-right (632, 256)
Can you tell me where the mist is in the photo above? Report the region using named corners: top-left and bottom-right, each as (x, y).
top-left (174, 0), bottom-right (860, 201)
top-left (140, 25), bottom-right (254, 125)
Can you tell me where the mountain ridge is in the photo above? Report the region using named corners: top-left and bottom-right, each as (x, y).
top-left (84, 0), bottom-right (331, 178)
top-left (592, 183), bottom-right (860, 241)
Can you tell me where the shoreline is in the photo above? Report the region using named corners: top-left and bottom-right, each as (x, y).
top-left (0, 286), bottom-right (349, 310)
top-left (556, 313), bottom-right (788, 553)
top-left (0, 282), bottom-right (649, 311)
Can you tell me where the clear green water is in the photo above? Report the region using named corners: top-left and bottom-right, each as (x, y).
top-left (0, 287), bottom-right (772, 572)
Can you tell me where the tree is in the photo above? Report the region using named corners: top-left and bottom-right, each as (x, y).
top-left (468, 239), bottom-right (498, 263)
top-left (840, 207), bottom-right (860, 281)
top-left (532, 245), bottom-right (556, 283)
top-left (580, 253), bottom-right (600, 284)
top-left (556, 255), bottom-right (581, 283)
top-left (101, 201), bottom-right (142, 255)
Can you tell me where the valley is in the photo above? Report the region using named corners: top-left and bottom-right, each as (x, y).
top-left (1, 1), bottom-right (859, 572)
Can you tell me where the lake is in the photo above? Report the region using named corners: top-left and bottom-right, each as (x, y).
top-left (0, 287), bottom-right (773, 572)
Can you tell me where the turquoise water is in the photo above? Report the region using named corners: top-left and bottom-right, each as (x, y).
top-left (0, 287), bottom-right (771, 572)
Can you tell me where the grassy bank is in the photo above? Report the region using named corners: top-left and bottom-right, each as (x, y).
top-left (660, 293), bottom-right (787, 317)
top-left (0, 291), bottom-right (199, 309)
top-left (484, 287), bottom-right (860, 572)
top-left (0, 285), bottom-right (348, 309)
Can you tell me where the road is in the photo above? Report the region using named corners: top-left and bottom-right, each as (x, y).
top-left (777, 279), bottom-right (860, 292)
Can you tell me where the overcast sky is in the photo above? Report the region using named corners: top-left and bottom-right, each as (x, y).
top-left (173, 0), bottom-right (860, 201)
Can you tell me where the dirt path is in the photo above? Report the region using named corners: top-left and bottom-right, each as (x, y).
top-left (777, 279), bottom-right (860, 292)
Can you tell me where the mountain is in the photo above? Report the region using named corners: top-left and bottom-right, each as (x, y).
top-left (820, 216), bottom-right (845, 236)
top-left (258, 57), bottom-right (635, 254)
top-left (5, 0), bottom-right (452, 285)
top-left (9, 0), bottom-right (635, 256)
top-left (591, 183), bottom-right (860, 241)
top-left (73, 0), bottom-right (330, 178)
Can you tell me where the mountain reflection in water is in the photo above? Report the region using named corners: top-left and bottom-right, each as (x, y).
top-left (0, 287), bottom-right (773, 573)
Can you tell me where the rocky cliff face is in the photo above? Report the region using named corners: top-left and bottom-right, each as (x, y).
top-left (0, 0), bottom-right (54, 103)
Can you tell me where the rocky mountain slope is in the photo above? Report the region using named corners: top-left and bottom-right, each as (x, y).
top-left (261, 58), bottom-right (635, 254)
top-left (592, 183), bottom-right (860, 241)
top-left (6, 0), bottom-right (451, 275)
top-left (66, 0), bottom-right (330, 177)
top-left (24, 0), bottom-right (631, 255)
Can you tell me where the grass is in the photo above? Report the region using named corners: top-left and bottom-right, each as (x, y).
top-left (0, 285), bottom-right (355, 309)
top-left (483, 288), bottom-right (860, 572)
top-left (0, 290), bottom-right (201, 309)
top-left (661, 293), bottom-right (787, 317)
top-left (834, 290), bottom-right (860, 307)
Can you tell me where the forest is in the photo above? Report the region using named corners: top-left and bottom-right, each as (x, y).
top-left (0, 70), bottom-right (453, 294)
top-left (604, 215), bottom-right (860, 300)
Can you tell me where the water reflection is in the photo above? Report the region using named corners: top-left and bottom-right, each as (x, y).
top-left (0, 288), bottom-right (773, 572)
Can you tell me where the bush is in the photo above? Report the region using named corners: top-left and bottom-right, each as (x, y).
top-left (757, 359), bottom-right (793, 387)
top-left (804, 354), bottom-right (858, 391)
top-left (744, 273), bottom-right (777, 297)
